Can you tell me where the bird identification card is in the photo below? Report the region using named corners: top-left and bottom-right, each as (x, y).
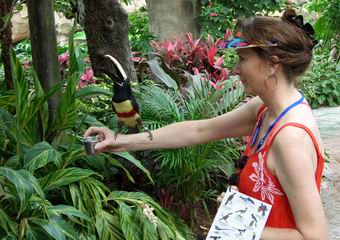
top-left (206, 188), bottom-right (272, 240)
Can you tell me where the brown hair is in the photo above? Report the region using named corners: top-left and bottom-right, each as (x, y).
top-left (235, 8), bottom-right (315, 82)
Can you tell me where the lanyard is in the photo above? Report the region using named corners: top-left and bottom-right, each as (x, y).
top-left (251, 94), bottom-right (304, 153)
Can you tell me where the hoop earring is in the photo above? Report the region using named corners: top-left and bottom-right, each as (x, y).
top-left (264, 74), bottom-right (278, 91)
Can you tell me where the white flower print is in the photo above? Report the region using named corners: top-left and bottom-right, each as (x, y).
top-left (249, 152), bottom-right (283, 204)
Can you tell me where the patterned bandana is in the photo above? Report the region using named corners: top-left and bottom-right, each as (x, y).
top-left (219, 31), bottom-right (277, 49)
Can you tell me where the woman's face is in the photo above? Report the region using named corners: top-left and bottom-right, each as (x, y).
top-left (233, 48), bottom-right (269, 95)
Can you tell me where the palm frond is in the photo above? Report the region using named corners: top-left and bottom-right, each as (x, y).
top-left (139, 84), bottom-right (182, 122)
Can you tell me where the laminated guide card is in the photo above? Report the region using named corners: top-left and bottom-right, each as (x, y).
top-left (206, 188), bottom-right (272, 240)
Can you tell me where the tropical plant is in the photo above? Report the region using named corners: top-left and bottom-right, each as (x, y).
top-left (198, 0), bottom-right (286, 38)
top-left (128, 6), bottom-right (155, 52)
top-left (298, 52), bottom-right (340, 108)
top-left (0, 35), bottom-right (194, 239)
top-left (149, 33), bottom-right (229, 90)
top-left (137, 77), bottom-right (245, 224)
top-left (306, 0), bottom-right (340, 45)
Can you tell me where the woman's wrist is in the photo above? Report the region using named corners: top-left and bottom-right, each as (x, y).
top-left (119, 132), bottom-right (152, 152)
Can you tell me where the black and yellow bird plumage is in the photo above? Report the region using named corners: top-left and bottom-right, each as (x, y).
top-left (105, 55), bottom-right (152, 140)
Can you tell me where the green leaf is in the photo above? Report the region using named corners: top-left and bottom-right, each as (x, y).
top-left (146, 59), bottom-right (178, 90)
top-left (46, 205), bottom-right (90, 221)
top-left (39, 167), bottom-right (97, 192)
top-left (95, 210), bottom-right (124, 239)
top-left (68, 19), bottom-right (82, 77)
top-left (113, 152), bottom-right (154, 184)
top-left (0, 167), bottom-right (33, 216)
top-left (118, 202), bottom-right (141, 240)
top-left (75, 85), bottom-right (112, 98)
top-left (19, 170), bottom-right (45, 199)
top-left (23, 142), bottom-right (62, 172)
top-left (30, 216), bottom-right (78, 240)
top-left (106, 156), bottom-right (135, 183)
top-left (317, 95), bottom-right (326, 105)
top-left (0, 208), bottom-right (18, 237)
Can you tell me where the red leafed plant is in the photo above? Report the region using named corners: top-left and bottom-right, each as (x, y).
top-left (150, 33), bottom-right (229, 89)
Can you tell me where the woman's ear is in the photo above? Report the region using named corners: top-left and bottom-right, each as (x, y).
top-left (268, 55), bottom-right (280, 75)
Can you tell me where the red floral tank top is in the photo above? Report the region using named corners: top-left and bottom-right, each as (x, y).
top-left (238, 104), bottom-right (324, 228)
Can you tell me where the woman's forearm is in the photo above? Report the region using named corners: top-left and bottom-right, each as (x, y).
top-left (261, 227), bottom-right (303, 240)
top-left (261, 226), bottom-right (327, 240)
top-left (122, 120), bottom-right (208, 151)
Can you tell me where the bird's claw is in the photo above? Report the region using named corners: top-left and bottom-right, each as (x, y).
top-left (144, 128), bottom-right (153, 141)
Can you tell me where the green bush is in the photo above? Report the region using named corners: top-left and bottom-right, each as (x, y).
top-left (0, 36), bottom-right (194, 240)
top-left (299, 52), bottom-right (340, 108)
top-left (198, 0), bottom-right (286, 38)
top-left (137, 78), bottom-right (244, 223)
top-left (128, 7), bottom-right (155, 52)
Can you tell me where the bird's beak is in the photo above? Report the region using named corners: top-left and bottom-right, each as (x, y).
top-left (105, 54), bottom-right (128, 81)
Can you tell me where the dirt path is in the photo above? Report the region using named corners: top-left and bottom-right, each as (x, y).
top-left (314, 106), bottom-right (340, 239)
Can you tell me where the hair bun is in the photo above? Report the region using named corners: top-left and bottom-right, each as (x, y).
top-left (282, 8), bottom-right (298, 24)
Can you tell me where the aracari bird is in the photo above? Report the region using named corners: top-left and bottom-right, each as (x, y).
top-left (104, 55), bottom-right (153, 140)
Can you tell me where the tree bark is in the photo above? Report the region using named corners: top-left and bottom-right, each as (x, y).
top-left (82, 0), bottom-right (137, 82)
top-left (0, 0), bottom-right (14, 90)
top-left (27, 0), bottom-right (61, 126)
top-left (146, 0), bottom-right (201, 40)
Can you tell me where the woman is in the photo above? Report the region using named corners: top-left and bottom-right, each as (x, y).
top-left (85, 8), bottom-right (328, 240)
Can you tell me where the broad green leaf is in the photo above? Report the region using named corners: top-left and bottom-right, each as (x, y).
top-left (0, 167), bottom-right (33, 216)
top-left (68, 19), bottom-right (82, 77)
top-left (118, 202), bottom-right (141, 240)
top-left (73, 31), bottom-right (86, 41)
top-left (95, 210), bottom-right (124, 240)
top-left (75, 85), bottom-right (112, 98)
top-left (29, 216), bottom-right (78, 240)
top-left (10, 48), bottom-right (28, 128)
top-left (146, 59), bottom-right (178, 90)
top-left (136, 208), bottom-right (157, 240)
top-left (39, 167), bottom-right (97, 192)
top-left (107, 156), bottom-right (135, 183)
top-left (82, 114), bottom-right (106, 127)
top-left (24, 142), bottom-right (61, 172)
top-left (0, 209), bottom-right (18, 236)
top-left (19, 170), bottom-right (45, 199)
top-left (113, 152), bottom-right (154, 184)
top-left (47, 205), bottom-right (90, 221)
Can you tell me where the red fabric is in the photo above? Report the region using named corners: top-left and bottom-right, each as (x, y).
top-left (238, 104), bottom-right (324, 228)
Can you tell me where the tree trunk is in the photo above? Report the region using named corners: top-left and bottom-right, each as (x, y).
top-left (82, 0), bottom-right (137, 82)
top-left (0, 0), bottom-right (13, 90)
top-left (146, 0), bottom-right (201, 40)
top-left (27, 0), bottom-right (61, 126)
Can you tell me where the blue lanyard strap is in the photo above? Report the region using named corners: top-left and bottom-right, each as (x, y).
top-left (251, 94), bottom-right (304, 152)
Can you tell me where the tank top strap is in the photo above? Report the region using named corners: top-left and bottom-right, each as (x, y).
top-left (263, 122), bottom-right (323, 159)
top-left (256, 103), bottom-right (267, 119)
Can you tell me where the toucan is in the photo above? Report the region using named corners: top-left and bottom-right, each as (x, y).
top-left (104, 54), bottom-right (153, 140)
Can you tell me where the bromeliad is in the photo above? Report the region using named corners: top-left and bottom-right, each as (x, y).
top-left (105, 54), bottom-right (153, 140)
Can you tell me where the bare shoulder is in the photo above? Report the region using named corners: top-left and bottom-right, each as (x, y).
top-left (242, 95), bottom-right (265, 118)
top-left (269, 108), bottom-right (323, 173)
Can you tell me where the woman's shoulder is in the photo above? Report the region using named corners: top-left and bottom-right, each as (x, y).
top-left (271, 103), bottom-right (324, 159)
top-left (242, 96), bottom-right (266, 118)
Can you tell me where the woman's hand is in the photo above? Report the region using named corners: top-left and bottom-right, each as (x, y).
top-left (84, 127), bottom-right (127, 153)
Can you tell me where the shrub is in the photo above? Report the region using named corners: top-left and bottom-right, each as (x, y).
top-left (150, 33), bottom-right (229, 89)
top-left (298, 52), bottom-right (340, 108)
top-left (137, 79), bottom-right (244, 223)
top-left (128, 7), bottom-right (155, 52)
